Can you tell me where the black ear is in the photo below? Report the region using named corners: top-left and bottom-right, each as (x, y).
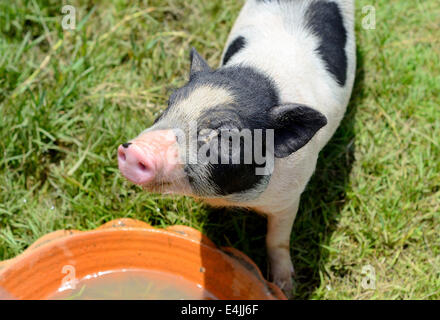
top-left (269, 103), bottom-right (327, 158)
top-left (189, 47), bottom-right (211, 79)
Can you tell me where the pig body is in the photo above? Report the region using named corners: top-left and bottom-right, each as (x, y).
top-left (118, 0), bottom-right (356, 296)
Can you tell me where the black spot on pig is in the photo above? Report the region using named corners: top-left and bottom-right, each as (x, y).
top-left (222, 36), bottom-right (246, 65)
top-left (306, 1), bottom-right (347, 86)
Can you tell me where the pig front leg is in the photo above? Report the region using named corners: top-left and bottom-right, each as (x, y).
top-left (264, 199), bottom-right (300, 298)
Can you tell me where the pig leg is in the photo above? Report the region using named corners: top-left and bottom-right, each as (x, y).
top-left (264, 199), bottom-right (299, 297)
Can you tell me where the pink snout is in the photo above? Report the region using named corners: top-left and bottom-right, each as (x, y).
top-left (118, 143), bottom-right (156, 185)
top-left (118, 130), bottom-right (179, 185)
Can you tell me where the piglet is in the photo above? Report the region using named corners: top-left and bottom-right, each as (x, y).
top-left (118, 0), bottom-right (356, 296)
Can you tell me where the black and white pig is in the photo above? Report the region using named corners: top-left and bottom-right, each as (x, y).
top-left (118, 0), bottom-right (356, 296)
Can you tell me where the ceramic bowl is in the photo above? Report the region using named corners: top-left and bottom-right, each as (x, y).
top-left (0, 218), bottom-right (286, 300)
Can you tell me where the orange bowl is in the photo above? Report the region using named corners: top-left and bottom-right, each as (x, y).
top-left (0, 219), bottom-right (286, 300)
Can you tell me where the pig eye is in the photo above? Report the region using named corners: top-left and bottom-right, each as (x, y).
top-left (198, 129), bottom-right (218, 143)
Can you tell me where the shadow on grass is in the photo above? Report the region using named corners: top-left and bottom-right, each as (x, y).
top-left (201, 48), bottom-right (365, 299)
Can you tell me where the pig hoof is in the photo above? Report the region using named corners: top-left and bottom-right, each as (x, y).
top-left (272, 262), bottom-right (295, 299)
top-left (274, 273), bottom-right (294, 299)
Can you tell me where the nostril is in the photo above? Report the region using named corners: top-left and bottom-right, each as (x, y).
top-left (118, 149), bottom-right (126, 161)
top-left (138, 162), bottom-right (148, 171)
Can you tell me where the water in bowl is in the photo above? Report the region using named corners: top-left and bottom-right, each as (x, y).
top-left (48, 269), bottom-right (216, 300)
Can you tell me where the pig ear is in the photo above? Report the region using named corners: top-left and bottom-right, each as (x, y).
top-left (269, 103), bottom-right (327, 158)
top-left (189, 47), bottom-right (211, 79)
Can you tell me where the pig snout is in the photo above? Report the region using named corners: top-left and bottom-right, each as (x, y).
top-left (117, 130), bottom-right (180, 185)
top-left (118, 143), bottom-right (156, 184)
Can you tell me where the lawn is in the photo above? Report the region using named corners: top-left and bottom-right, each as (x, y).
top-left (0, 0), bottom-right (439, 299)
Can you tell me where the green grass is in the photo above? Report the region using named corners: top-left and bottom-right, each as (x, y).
top-left (0, 0), bottom-right (439, 299)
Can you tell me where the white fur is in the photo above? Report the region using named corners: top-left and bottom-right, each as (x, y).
top-left (167, 86), bottom-right (234, 124)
